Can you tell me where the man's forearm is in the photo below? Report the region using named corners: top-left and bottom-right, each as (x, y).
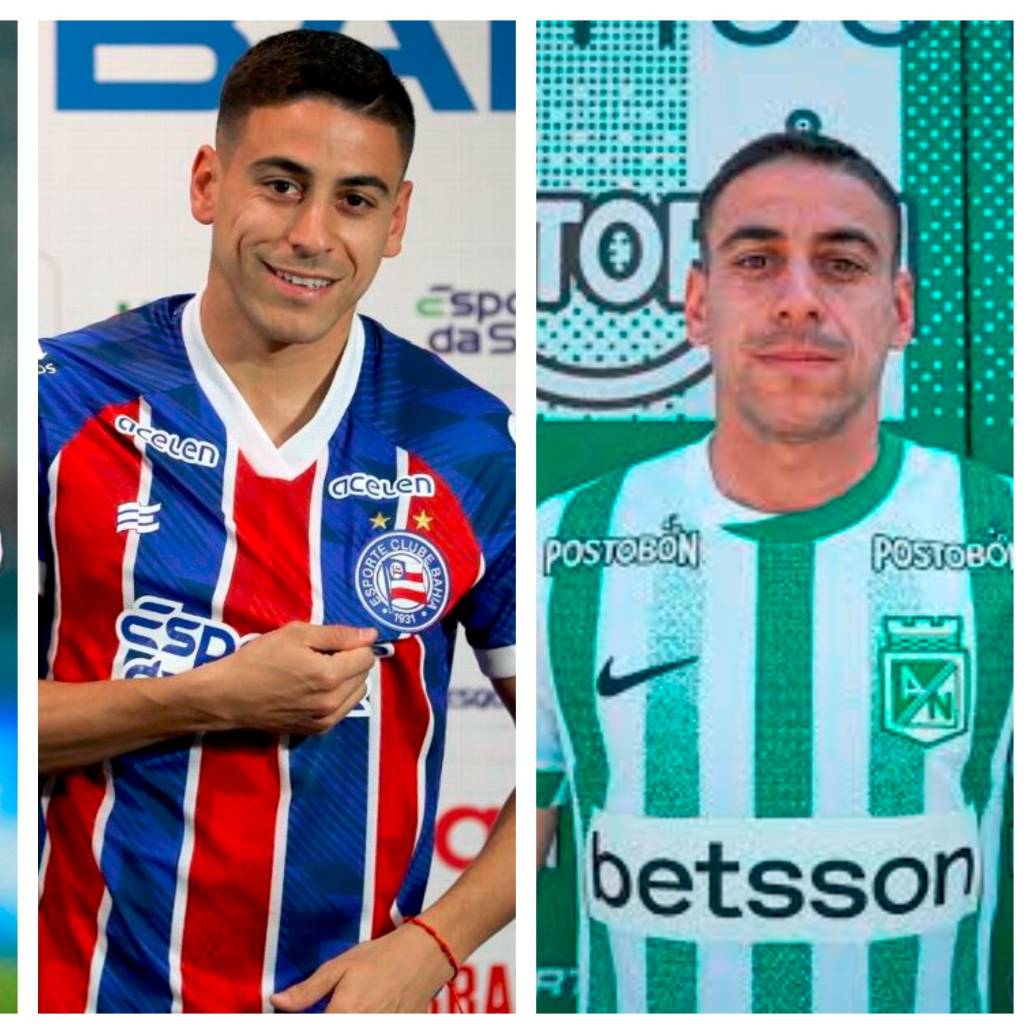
top-left (39, 622), bottom-right (376, 773)
top-left (39, 665), bottom-right (222, 773)
top-left (416, 788), bottom-right (515, 963)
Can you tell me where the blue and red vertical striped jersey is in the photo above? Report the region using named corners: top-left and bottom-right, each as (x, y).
top-left (39, 294), bottom-right (515, 1013)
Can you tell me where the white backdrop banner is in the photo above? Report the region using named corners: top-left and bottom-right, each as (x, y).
top-left (39, 19), bottom-right (515, 1013)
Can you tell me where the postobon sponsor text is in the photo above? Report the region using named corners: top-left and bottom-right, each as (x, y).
top-left (872, 532), bottom-right (1012, 573)
top-left (543, 529), bottom-right (700, 576)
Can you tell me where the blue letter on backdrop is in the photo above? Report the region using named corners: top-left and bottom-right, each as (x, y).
top-left (57, 21), bottom-right (249, 110)
top-left (56, 20), bottom-right (514, 113)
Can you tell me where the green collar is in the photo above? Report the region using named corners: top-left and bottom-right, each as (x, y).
top-left (722, 431), bottom-right (905, 543)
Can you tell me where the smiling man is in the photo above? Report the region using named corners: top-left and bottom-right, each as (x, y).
top-left (537, 132), bottom-right (1011, 1013)
top-left (39, 30), bottom-right (515, 1013)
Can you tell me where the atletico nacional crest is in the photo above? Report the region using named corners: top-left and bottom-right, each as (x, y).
top-left (355, 530), bottom-right (450, 633)
top-left (880, 616), bottom-right (970, 747)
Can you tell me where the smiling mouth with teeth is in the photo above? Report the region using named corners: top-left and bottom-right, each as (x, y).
top-left (268, 264), bottom-right (336, 290)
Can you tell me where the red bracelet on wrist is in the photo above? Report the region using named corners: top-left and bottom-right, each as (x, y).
top-left (404, 915), bottom-right (466, 1012)
top-left (403, 915), bottom-right (460, 978)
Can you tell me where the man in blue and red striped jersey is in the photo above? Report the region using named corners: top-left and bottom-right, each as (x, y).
top-left (38, 29), bottom-right (514, 1013)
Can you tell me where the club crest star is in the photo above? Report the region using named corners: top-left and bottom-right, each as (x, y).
top-left (413, 511), bottom-right (433, 531)
top-left (369, 512), bottom-right (389, 529)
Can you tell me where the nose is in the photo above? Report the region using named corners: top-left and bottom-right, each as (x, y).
top-left (773, 260), bottom-right (824, 327)
top-left (285, 197), bottom-right (334, 257)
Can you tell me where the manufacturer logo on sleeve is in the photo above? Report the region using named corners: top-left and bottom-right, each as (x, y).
top-left (880, 616), bottom-right (970, 747)
top-left (116, 501), bottom-right (161, 534)
top-left (355, 531), bottom-right (450, 632)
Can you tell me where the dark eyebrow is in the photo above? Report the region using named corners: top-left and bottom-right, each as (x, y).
top-left (248, 156), bottom-right (311, 179)
top-left (248, 156), bottom-right (391, 196)
top-left (814, 227), bottom-right (881, 255)
top-left (335, 174), bottom-right (392, 196)
top-left (715, 224), bottom-right (883, 256)
top-left (715, 225), bottom-right (782, 252)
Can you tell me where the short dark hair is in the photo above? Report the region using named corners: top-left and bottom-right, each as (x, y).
top-left (697, 131), bottom-right (901, 268)
top-left (216, 29), bottom-right (415, 167)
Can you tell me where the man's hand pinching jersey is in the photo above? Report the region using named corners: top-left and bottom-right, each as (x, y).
top-left (201, 623), bottom-right (377, 735)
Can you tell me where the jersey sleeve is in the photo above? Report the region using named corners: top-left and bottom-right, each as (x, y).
top-left (537, 493), bottom-right (569, 808)
top-left (39, 407), bottom-right (53, 594)
top-left (38, 340), bottom-right (96, 586)
top-left (38, 346), bottom-right (65, 673)
top-left (987, 740), bottom-right (1012, 1012)
top-left (37, 331), bottom-right (135, 670)
top-left (460, 532), bottom-right (515, 679)
top-left (38, 353), bottom-right (54, 593)
top-left (452, 409), bottom-right (516, 680)
top-left (39, 342), bottom-right (76, 673)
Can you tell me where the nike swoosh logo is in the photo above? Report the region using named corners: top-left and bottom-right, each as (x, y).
top-left (596, 655), bottom-right (699, 698)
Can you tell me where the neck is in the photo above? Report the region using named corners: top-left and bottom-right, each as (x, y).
top-left (709, 411), bottom-right (880, 513)
top-left (199, 278), bottom-right (353, 447)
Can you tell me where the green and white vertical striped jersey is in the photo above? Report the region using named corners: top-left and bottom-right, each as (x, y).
top-left (537, 432), bottom-right (1012, 1013)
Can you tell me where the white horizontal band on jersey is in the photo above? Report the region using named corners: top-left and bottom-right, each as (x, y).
top-left (587, 809), bottom-right (980, 944)
top-left (475, 644), bottom-right (516, 680)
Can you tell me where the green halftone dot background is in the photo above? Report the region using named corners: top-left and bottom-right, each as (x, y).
top-left (965, 22), bottom-right (1013, 474)
top-left (538, 20), bottom-right (688, 193)
top-left (901, 21), bottom-right (968, 452)
top-left (537, 20), bottom-right (692, 415)
top-left (896, 19), bottom-right (1014, 476)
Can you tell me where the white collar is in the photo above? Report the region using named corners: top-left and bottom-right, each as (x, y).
top-left (181, 291), bottom-right (365, 479)
top-left (684, 433), bottom-right (775, 526)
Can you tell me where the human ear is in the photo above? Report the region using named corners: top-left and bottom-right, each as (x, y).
top-left (189, 145), bottom-right (220, 227)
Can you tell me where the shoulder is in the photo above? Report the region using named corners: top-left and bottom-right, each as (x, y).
top-left (39, 295), bottom-right (196, 455)
top-left (895, 433), bottom-right (1012, 495)
top-left (41, 295), bottom-right (192, 370)
top-left (358, 314), bottom-right (514, 482)
top-left (537, 484), bottom-right (581, 542)
top-left (891, 433), bottom-right (1012, 536)
top-left (360, 315), bottom-right (511, 425)
top-left (40, 295), bottom-right (194, 401)
top-left (537, 437), bottom-right (706, 538)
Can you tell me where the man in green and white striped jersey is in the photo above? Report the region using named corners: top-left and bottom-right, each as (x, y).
top-left (536, 133), bottom-right (1012, 1013)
